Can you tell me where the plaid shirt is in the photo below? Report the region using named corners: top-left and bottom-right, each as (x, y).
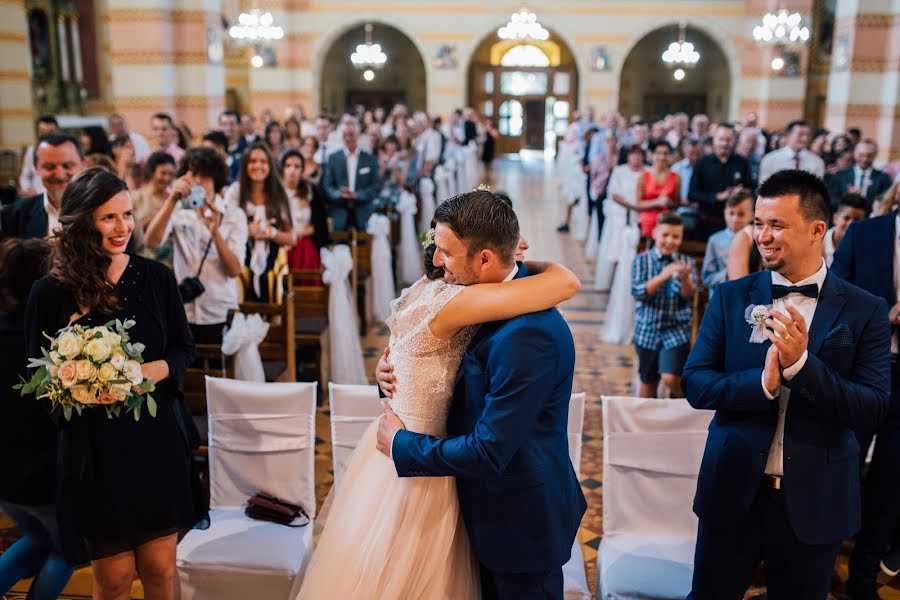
top-left (631, 248), bottom-right (695, 350)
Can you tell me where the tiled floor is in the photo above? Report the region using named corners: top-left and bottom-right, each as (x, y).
top-left (2, 155), bottom-right (898, 599)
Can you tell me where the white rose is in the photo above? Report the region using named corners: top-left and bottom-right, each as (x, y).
top-left (74, 359), bottom-right (96, 382)
top-left (48, 365), bottom-right (58, 378)
top-left (57, 361), bottom-right (77, 388)
top-left (84, 339), bottom-right (112, 363)
top-left (49, 351), bottom-right (62, 365)
top-left (57, 332), bottom-right (83, 360)
top-left (97, 362), bottom-right (118, 382)
top-left (123, 360), bottom-right (144, 387)
top-left (109, 349), bottom-right (127, 371)
top-left (103, 330), bottom-right (122, 347)
top-left (70, 384), bottom-right (98, 405)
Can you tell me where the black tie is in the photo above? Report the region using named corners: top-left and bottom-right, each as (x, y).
top-left (772, 284), bottom-right (818, 299)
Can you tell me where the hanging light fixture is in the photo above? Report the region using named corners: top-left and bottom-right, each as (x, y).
top-left (229, 10), bottom-right (284, 42)
top-left (497, 8), bottom-right (549, 41)
top-left (351, 24), bottom-right (387, 70)
top-left (662, 23), bottom-right (700, 69)
top-left (752, 8), bottom-right (810, 45)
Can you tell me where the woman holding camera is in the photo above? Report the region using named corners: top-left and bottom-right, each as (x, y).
top-left (224, 142), bottom-right (294, 303)
top-left (24, 167), bottom-right (205, 599)
top-left (145, 147), bottom-right (248, 345)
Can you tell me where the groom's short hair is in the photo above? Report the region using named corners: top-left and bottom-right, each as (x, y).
top-left (757, 170), bottom-right (829, 224)
top-left (433, 190), bottom-right (519, 265)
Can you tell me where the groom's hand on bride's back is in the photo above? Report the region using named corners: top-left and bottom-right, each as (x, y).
top-left (376, 347), bottom-right (397, 398)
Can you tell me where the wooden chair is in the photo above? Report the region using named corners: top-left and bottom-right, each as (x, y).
top-left (227, 273), bottom-right (297, 383)
top-left (691, 288), bottom-right (710, 345)
top-left (184, 344), bottom-right (234, 454)
top-left (291, 268), bottom-right (330, 389)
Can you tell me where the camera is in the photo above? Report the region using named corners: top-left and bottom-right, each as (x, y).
top-left (178, 276), bottom-right (206, 304)
top-left (181, 185), bottom-right (206, 210)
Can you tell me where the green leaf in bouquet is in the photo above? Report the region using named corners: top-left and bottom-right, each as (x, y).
top-left (146, 394), bottom-right (157, 418)
top-left (138, 380), bottom-right (155, 393)
top-left (133, 405), bottom-right (141, 421)
top-left (131, 342), bottom-right (146, 355)
top-left (62, 405), bottom-right (73, 421)
top-left (123, 319), bottom-right (136, 330)
top-left (74, 404), bottom-right (83, 416)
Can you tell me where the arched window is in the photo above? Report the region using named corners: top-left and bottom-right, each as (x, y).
top-left (500, 45), bottom-right (550, 67)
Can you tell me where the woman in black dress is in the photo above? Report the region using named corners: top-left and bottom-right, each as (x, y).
top-left (24, 167), bottom-right (205, 599)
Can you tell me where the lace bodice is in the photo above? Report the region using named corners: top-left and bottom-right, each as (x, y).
top-left (385, 277), bottom-right (478, 436)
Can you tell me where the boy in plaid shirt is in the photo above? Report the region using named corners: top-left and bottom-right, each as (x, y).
top-left (631, 211), bottom-right (696, 397)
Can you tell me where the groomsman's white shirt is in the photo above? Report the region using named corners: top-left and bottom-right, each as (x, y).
top-left (761, 259), bottom-right (828, 477)
top-left (345, 148), bottom-right (359, 193)
top-left (758, 147), bottom-right (825, 184)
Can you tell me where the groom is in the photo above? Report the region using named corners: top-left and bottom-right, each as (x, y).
top-left (375, 190), bottom-right (586, 600)
top-left (683, 170), bottom-right (891, 599)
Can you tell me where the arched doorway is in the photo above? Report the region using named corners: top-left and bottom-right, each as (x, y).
top-left (319, 23), bottom-right (427, 114)
top-left (618, 25), bottom-right (730, 121)
top-left (468, 31), bottom-right (578, 154)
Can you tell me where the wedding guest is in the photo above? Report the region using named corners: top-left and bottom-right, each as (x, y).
top-left (149, 113), bottom-right (185, 164)
top-left (636, 140), bottom-right (680, 238)
top-left (224, 142), bottom-right (294, 303)
top-left (299, 136), bottom-right (323, 185)
top-left (376, 135), bottom-right (415, 213)
top-left (322, 120), bottom-right (382, 231)
top-left (689, 123), bottom-right (753, 238)
top-left (872, 181), bottom-right (900, 217)
top-left (18, 115), bottom-right (59, 196)
top-left (110, 135), bottom-right (140, 190)
top-left (683, 169), bottom-right (891, 600)
top-left (0, 238), bottom-right (72, 600)
top-left (240, 113), bottom-right (258, 145)
top-left (219, 110), bottom-right (247, 182)
top-left (672, 139), bottom-right (701, 203)
top-left (758, 120), bottom-right (825, 183)
top-left (108, 113), bottom-right (150, 163)
top-left (263, 121), bottom-right (285, 160)
top-left (144, 147), bottom-right (247, 345)
top-left (824, 193), bottom-right (866, 266)
top-left (735, 128), bottom-right (761, 188)
top-left (201, 130), bottom-right (230, 164)
top-left (24, 167), bottom-right (207, 599)
top-left (725, 220), bottom-right (762, 281)
top-left (482, 120), bottom-right (498, 181)
top-left (831, 195), bottom-right (900, 599)
top-left (1, 133), bottom-right (84, 241)
top-left (281, 150), bottom-right (328, 273)
top-left (690, 113), bottom-right (711, 143)
top-left (284, 117), bottom-right (302, 151)
top-left (80, 126), bottom-right (113, 159)
top-left (617, 121), bottom-right (650, 165)
top-left (827, 139), bottom-right (892, 214)
top-left (702, 190), bottom-right (754, 295)
top-left (631, 211), bottom-right (695, 398)
top-left (313, 115), bottom-right (332, 167)
top-left (828, 134), bottom-right (853, 167)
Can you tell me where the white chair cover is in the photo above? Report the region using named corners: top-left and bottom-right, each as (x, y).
top-left (328, 382), bottom-right (381, 487)
top-left (445, 156), bottom-right (459, 198)
top-left (571, 184), bottom-right (589, 242)
top-left (395, 190), bottom-right (424, 285)
top-left (463, 142), bottom-right (479, 192)
top-left (221, 313), bottom-right (269, 382)
top-left (177, 377), bottom-right (318, 600)
top-left (366, 214), bottom-right (395, 323)
top-left (562, 391), bottom-right (591, 600)
top-left (434, 164), bottom-right (450, 204)
top-left (596, 396), bottom-right (712, 600)
top-left (585, 210), bottom-right (600, 263)
top-left (321, 245), bottom-right (367, 384)
top-left (602, 225), bottom-right (639, 345)
top-left (418, 177), bottom-right (437, 234)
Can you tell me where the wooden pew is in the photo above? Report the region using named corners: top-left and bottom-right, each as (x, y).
top-left (291, 268), bottom-right (330, 390)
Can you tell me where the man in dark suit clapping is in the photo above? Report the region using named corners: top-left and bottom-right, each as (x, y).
top-left (322, 120), bottom-right (382, 231)
top-left (828, 139), bottom-right (892, 214)
top-left (683, 170), bottom-right (891, 599)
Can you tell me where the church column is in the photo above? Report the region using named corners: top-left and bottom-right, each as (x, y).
top-left (824, 1), bottom-right (900, 163)
top-left (105, 0), bottom-right (225, 140)
top-left (739, 0), bottom-right (814, 129)
top-left (0, 1), bottom-right (35, 147)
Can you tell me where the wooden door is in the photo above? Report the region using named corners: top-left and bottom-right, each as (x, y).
top-left (523, 99), bottom-right (544, 150)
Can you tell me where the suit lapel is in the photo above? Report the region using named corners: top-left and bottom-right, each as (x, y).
top-left (808, 272), bottom-right (846, 355)
top-left (746, 272), bottom-right (773, 362)
top-left (29, 195), bottom-right (48, 239)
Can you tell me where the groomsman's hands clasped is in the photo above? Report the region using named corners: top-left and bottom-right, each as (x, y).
top-left (762, 305), bottom-right (809, 398)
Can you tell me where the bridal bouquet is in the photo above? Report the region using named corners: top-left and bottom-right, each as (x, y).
top-left (15, 319), bottom-right (157, 421)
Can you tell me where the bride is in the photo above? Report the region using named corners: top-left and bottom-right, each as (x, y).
top-left (298, 222), bottom-right (580, 599)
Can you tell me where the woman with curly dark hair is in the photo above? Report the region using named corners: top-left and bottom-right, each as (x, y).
top-left (224, 141), bottom-right (295, 302)
top-left (24, 167), bottom-right (206, 599)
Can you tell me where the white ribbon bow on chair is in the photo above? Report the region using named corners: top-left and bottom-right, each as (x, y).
top-left (418, 177), bottom-right (437, 234)
top-left (221, 312), bottom-right (270, 382)
top-left (321, 245), bottom-right (368, 384)
top-left (367, 213), bottom-right (395, 323)
top-left (395, 190), bottom-right (424, 285)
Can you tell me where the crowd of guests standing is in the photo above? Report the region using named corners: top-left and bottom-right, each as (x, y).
top-left (0, 101), bottom-right (495, 599)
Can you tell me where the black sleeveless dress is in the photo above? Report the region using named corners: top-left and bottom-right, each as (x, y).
top-left (24, 255), bottom-right (207, 563)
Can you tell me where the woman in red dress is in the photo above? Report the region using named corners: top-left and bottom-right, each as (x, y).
top-left (281, 150), bottom-right (329, 280)
top-left (636, 140), bottom-right (681, 239)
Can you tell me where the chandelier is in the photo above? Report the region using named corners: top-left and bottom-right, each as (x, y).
top-left (662, 24), bottom-right (700, 68)
top-left (350, 24), bottom-right (387, 70)
top-left (752, 9), bottom-right (810, 45)
top-left (228, 10), bottom-right (284, 42)
top-left (498, 9), bottom-right (549, 41)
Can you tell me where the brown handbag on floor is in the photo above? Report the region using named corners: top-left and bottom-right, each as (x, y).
top-left (245, 493), bottom-right (310, 527)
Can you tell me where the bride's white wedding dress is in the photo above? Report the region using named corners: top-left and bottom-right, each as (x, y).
top-left (297, 277), bottom-right (480, 599)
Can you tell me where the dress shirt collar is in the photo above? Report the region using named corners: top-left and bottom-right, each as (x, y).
top-left (503, 264), bottom-right (519, 282)
top-left (770, 258), bottom-right (827, 292)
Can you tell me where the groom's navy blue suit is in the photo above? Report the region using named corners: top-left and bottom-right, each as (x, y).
top-left (683, 270), bottom-right (891, 599)
top-left (392, 265), bottom-right (586, 599)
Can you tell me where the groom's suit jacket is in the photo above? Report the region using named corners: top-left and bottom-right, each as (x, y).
top-left (683, 270), bottom-right (891, 545)
top-left (392, 265), bottom-right (587, 573)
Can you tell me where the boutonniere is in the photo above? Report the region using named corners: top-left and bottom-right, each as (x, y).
top-left (744, 304), bottom-right (772, 344)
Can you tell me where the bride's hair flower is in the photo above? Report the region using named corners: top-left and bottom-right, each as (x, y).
top-left (419, 228), bottom-right (436, 249)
